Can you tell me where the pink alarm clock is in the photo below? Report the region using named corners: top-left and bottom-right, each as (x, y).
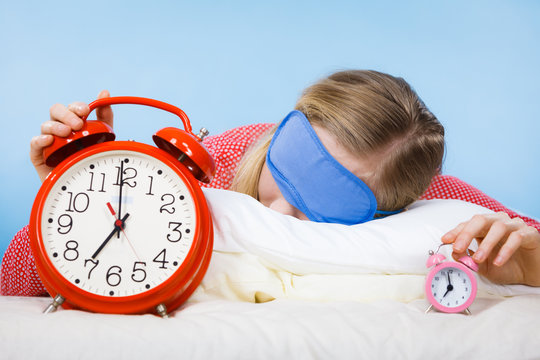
top-left (425, 244), bottom-right (479, 314)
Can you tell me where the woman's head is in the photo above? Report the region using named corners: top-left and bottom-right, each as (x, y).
top-left (232, 69), bottom-right (445, 219)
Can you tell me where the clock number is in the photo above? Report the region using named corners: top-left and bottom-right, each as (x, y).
top-left (146, 176), bottom-right (154, 196)
top-left (63, 240), bottom-right (79, 261)
top-left (57, 214), bottom-right (73, 234)
top-left (106, 266), bottom-right (122, 287)
top-left (153, 249), bottom-right (169, 269)
top-left (131, 262), bottom-right (147, 283)
top-left (167, 222), bottom-right (182, 242)
top-left (115, 166), bottom-right (138, 188)
top-left (88, 172), bottom-right (106, 192)
top-left (66, 192), bottom-right (90, 213)
top-left (84, 258), bottom-right (99, 279)
top-left (160, 194), bottom-right (176, 214)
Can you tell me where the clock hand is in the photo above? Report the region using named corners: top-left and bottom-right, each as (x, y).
top-left (106, 202), bottom-right (141, 261)
top-left (92, 212), bottom-right (130, 259)
top-left (442, 288), bottom-right (451, 298)
top-left (442, 271), bottom-right (454, 298)
top-left (116, 159), bottom-right (125, 238)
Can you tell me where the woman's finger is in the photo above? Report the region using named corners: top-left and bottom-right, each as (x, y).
top-left (95, 90), bottom-right (113, 127)
top-left (40, 120), bottom-right (72, 137)
top-left (493, 226), bottom-right (540, 266)
top-left (441, 222), bottom-right (466, 243)
top-left (472, 217), bottom-right (521, 263)
top-left (451, 214), bottom-right (494, 252)
top-left (67, 101), bottom-right (90, 119)
top-left (30, 134), bottom-right (53, 156)
top-left (49, 103), bottom-right (84, 130)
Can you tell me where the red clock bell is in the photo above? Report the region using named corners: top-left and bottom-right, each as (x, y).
top-left (29, 96), bottom-right (215, 317)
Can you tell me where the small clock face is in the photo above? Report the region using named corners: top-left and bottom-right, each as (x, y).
top-left (39, 149), bottom-right (197, 298)
top-left (426, 262), bottom-right (476, 313)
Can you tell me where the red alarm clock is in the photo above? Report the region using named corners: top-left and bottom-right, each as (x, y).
top-left (29, 96), bottom-right (215, 317)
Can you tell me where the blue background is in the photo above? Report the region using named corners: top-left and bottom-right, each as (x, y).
top-left (1, 0), bottom-right (539, 258)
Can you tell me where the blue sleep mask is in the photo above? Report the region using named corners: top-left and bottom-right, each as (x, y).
top-left (266, 110), bottom-right (399, 225)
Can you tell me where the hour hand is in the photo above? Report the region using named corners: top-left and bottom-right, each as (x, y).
top-left (442, 272), bottom-right (454, 298)
top-left (92, 213), bottom-right (130, 259)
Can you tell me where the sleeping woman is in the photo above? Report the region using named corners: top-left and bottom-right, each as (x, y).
top-left (1, 70), bottom-right (539, 296)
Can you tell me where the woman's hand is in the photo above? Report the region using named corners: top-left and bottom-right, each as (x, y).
top-left (30, 90), bottom-right (114, 182)
top-left (442, 212), bottom-right (540, 286)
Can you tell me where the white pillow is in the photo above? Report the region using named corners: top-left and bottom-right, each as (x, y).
top-left (203, 188), bottom-right (492, 275)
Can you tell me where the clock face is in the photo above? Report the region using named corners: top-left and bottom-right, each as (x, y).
top-left (427, 263), bottom-right (476, 312)
top-left (39, 149), bottom-right (197, 298)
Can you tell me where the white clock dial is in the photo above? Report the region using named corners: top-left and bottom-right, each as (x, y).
top-left (40, 150), bottom-right (197, 297)
top-left (429, 267), bottom-right (472, 308)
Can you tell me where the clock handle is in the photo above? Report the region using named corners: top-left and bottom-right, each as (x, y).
top-left (87, 96), bottom-right (194, 135)
top-left (89, 96), bottom-right (215, 183)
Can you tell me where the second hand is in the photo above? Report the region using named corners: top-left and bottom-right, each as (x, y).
top-left (106, 202), bottom-right (141, 261)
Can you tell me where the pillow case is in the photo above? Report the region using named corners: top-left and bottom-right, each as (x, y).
top-left (203, 188), bottom-right (492, 275)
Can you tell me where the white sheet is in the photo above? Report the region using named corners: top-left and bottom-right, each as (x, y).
top-left (2, 295), bottom-right (540, 359)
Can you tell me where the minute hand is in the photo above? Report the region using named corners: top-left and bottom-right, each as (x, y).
top-left (116, 160), bottom-right (125, 238)
top-left (92, 213), bottom-right (130, 259)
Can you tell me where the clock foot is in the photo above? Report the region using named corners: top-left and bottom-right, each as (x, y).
top-left (43, 294), bottom-right (65, 314)
top-left (156, 303), bottom-right (169, 318)
top-left (425, 304), bottom-right (433, 314)
top-left (464, 308), bottom-right (472, 316)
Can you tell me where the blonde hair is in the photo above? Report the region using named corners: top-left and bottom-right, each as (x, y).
top-left (231, 70), bottom-right (445, 212)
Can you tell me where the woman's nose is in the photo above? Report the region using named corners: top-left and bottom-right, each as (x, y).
top-left (268, 197), bottom-right (308, 220)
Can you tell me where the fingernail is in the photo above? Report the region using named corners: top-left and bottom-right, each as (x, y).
top-left (473, 249), bottom-right (484, 261)
top-left (493, 255), bottom-right (504, 266)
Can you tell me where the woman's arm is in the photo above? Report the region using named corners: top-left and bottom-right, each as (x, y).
top-left (0, 226), bottom-right (47, 296)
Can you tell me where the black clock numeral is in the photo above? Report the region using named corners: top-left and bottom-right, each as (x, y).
top-left (160, 194), bottom-right (176, 214)
top-left (63, 240), bottom-right (79, 261)
top-left (57, 214), bottom-right (73, 234)
top-left (167, 222), bottom-right (182, 242)
top-left (84, 258), bottom-right (99, 279)
top-left (153, 249), bottom-right (169, 269)
top-left (114, 166), bottom-right (138, 188)
top-left (131, 262), bottom-right (147, 283)
top-left (66, 192), bottom-right (90, 213)
top-left (87, 172), bottom-right (106, 192)
top-left (146, 176), bottom-right (154, 196)
top-left (106, 265), bottom-right (122, 287)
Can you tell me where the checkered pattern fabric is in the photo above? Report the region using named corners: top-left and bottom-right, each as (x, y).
top-left (1, 123), bottom-right (538, 296)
